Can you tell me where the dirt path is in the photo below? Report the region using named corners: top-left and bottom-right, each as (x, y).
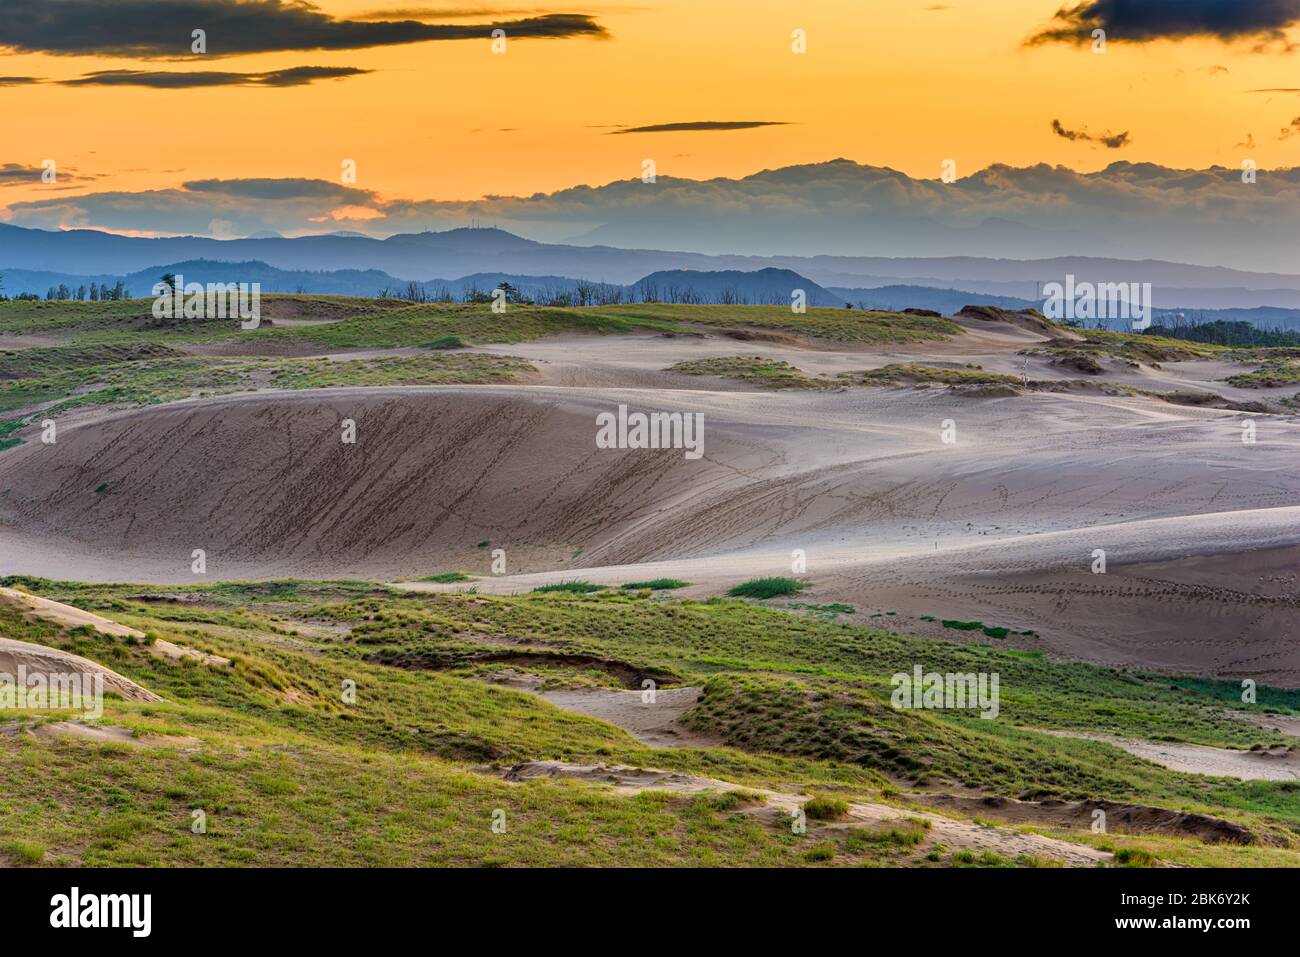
top-left (537, 687), bottom-right (721, 749)
top-left (29, 720), bottom-right (200, 750)
top-left (1044, 730), bottom-right (1300, 781)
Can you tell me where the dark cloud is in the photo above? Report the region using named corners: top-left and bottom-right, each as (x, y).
top-left (182, 178), bottom-right (364, 200)
top-left (1051, 118), bottom-right (1131, 148)
top-left (1278, 117), bottom-right (1300, 139)
top-left (611, 121), bottom-right (788, 135)
top-left (1027, 0), bottom-right (1300, 47)
top-left (59, 66), bottom-right (371, 88)
top-left (357, 6), bottom-right (558, 19)
top-left (0, 162), bottom-right (99, 187)
top-left (0, 76), bottom-right (42, 85)
top-left (0, 1), bottom-right (607, 57)
top-left (0, 163), bottom-right (48, 183)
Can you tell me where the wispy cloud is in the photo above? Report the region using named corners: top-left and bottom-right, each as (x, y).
top-left (357, 6), bottom-right (562, 19)
top-left (610, 121), bottom-right (788, 135)
top-left (0, 162), bottom-right (100, 187)
top-left (1051, 118), bottom-right (1131, 149)
top-left (60, 66), bottom-right (372, 88)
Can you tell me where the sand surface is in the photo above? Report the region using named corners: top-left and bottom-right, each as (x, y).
top-left (1, 326), bottom-right (1297, 685)
top-left (1045, 730), bottom-right (1300, 781)
top-left (537, 686), bottom-right (721, 749)
top-left (0, 636), bottom-right (160, 702)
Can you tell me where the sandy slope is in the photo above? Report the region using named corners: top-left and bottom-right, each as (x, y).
top-left (0, 586), bottom-right (144, 638)
top-left (1, 327), bottom-right (1297, 684)
top-left (0, 637), bottom-right (160, 703)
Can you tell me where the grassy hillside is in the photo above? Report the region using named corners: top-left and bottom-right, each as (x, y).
top-left (0, 297), bottom-right (959, 435)
top-left (0, 296), bottom-right (959, 348)
top-left (2, 577), bottom-right (1297, 868)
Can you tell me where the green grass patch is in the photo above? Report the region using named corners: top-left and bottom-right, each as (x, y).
top-left (727, 577), bottom-right (808, 600)
top-left (838, 363), bottom-right (1020, 387)
top-left (621, 578), bottom-right (690, 591)
top-left (1225, 360), bottom-right (1300, 388)
top-left (669, 356), bottom-right (830, 390)
top-left (802, 795), bottom-right (850, 820)
top-left (531, 581), bottom-right (607, 594)
top-left (0, 574), bottom-right (1297, 866)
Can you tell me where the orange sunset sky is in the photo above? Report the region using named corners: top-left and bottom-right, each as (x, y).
top-left (2, 0), bottom-right (1299, 208)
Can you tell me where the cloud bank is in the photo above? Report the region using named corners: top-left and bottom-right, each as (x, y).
top-left (5, 159), bottom-right (1300, 270)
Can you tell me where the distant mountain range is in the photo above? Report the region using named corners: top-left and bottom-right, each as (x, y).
top-left (12, 160), bottom-right (1300, 271)
top-left (4, 223), bottom-right (1300, 326)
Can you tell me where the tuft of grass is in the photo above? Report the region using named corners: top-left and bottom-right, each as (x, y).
top-left (803, 843), bottom-right (837, 862)
top-left (708, 790), bottom-right (765, 812)
top-left (425, 335), bottom-right (470, 350)
top-left (622, 578), bottom-right (690, 591)
top-left (4, 839), bottom-right (46, 865)
top-left (802, 795), bottom-right (850, 821)
top-left (419, 572), bottom-right (472, 583)
top-left (941, 619), bottom-right (1009, 639)
top-left (1115, 847), bottom-right (1157, 868)
top-left (790, 601), bottom-right (855, 615)
top-left (728, 577), bottom-right (807, 600)
top-left (531, 581), bottom-right (607, 594)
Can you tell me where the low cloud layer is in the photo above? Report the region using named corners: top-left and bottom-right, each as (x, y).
top-left (5, 160), bottom-right (1300, 270)
top-left (1028, 0), bottom-right (1300, 47)
top-left (0, 0), bottom-right (606, 57)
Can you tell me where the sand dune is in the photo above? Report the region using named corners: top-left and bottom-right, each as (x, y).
top-left (0, 637), bottom-right (160, 703)
top-left (2, 336), bottom-right (1297, 684)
